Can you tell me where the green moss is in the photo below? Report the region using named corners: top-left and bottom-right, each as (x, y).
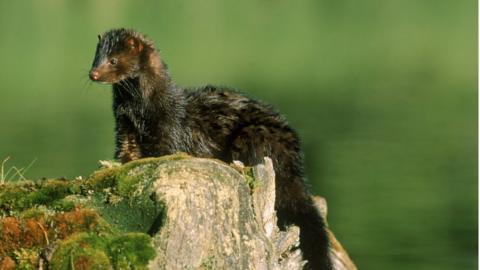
top-left (82, 155), bottom-right (181, 233)
top-left (50, 232), bottom-right (155, 270)
top-left (243, 167), bottom-right (261, 190)
top-left (0, 179), bottom-right (81, 213)
top-left (108, 233), bottom-right (156, 270)
top-left (19, 206), bottom-right (49, 219)
top-left (50, 233), bottom-right (111, 270)
top-left (27, 180), bottom-right (80, 205)
top-left (91, 190), bottom-right (165, 233)
top-left (0, 181), bottom-right (36, 213)
top-left (51, 199), bottom-right (76, 212)
top-left (115, 163), bottom-right (157, 196)
top-left (86, 153), bottom-right (191, 195)
top-left (86, 167), bottom-right (119, 191)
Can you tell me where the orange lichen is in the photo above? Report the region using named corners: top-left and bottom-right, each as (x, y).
top-left (0, 216), bottom-right (49, 257)
top-left (0, 256), bottom-right (16, 270)
top-left (22, 218), bottom-right (48, 247)
top-left (0, 217), bottom-right (21, 255)
top-left (54, 208), bottom-right (101, 239)
top-left (0, 208), bottom-right (103, 258)
top-left (0, 206), bottom-right (103, 262)
top-left (1, 217), bottom-right (21, 240)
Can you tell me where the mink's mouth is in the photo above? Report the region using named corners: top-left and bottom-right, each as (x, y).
top-left (89, 71), bottom-right (120, 84)
top-left (89, 78), bottom-right (114, 85)
top-left (94, 81), bottom-right (112, 85)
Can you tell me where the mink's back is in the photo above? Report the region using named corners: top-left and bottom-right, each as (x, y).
top-left (183, 85), bottom-right (301, 162)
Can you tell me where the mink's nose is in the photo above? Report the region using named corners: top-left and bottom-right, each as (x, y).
top-left (89, 70), bottom-right (100, 81)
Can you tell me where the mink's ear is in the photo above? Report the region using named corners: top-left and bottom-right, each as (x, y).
top-left (97, 34), bottom-right (101, 41)
top-left (126, 38), bottom-right (144, 53)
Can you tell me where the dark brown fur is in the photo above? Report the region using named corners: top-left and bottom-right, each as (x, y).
top-left (89, 28), bottom-right (332, 270)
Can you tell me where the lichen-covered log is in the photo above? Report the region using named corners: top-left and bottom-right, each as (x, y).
top-left (0, 154), bottom-right (356, 270)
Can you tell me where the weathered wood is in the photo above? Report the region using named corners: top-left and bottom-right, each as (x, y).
top-left (147, 157), bottom-right (357, 270)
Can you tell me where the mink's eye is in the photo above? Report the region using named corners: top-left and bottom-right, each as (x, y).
top-left (109, 58), bottom-right (118, 65)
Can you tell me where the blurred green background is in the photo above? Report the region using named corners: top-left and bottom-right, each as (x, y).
top-left (0, 1), bottom-right (476, 269)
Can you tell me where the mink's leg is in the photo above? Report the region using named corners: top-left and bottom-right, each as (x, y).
top-left (114, 117), bottom-right (142, 163)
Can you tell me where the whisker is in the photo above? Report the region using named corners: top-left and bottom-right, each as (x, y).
top-left (80, 77), bottom-right (92, 95)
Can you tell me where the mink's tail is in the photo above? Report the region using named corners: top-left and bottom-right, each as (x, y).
top-left (279, 198), bottom-right (333, 270)
top-left (227, 124), bottom-right (332, 269)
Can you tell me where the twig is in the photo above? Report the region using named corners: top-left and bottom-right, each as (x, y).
top-left (9, 166), bottom-right (27, 181)
top-left (36, 221), bottom-right (50, 245)
top-left (0, 156), bottom-right (10, 183)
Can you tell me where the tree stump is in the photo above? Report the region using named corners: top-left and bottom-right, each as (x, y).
top-left (145, 156), bottom-right (356, 270)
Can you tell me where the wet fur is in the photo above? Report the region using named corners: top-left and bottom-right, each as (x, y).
top-left (90, 28), bottom-right (332, 270)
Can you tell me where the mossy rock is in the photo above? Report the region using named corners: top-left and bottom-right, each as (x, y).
top-left (0, 154), bottom-right (192, 269)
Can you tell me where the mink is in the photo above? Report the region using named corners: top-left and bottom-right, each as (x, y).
top-left (89, 28), bottom-right (332, 270)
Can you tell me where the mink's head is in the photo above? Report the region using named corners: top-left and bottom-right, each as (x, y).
top-left (89, 28), bottom-right (155, 83)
